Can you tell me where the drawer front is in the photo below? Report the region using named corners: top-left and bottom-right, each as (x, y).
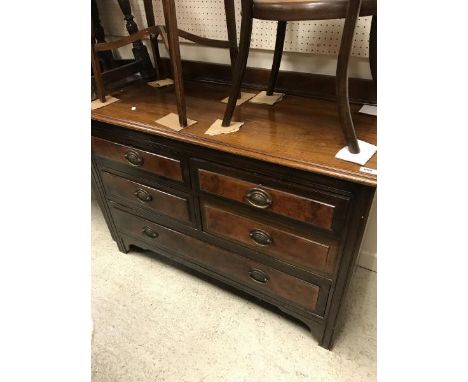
top-left (198, 169), bottom-right (344, 232)
top-left (92, 136), bottom-right (183, 182)
top-left (202, 203), bottom-right (338, 275)
top-left (101, 172), bottom-right (191, 223)
top-left (111, 208), bottom-right (326, 314)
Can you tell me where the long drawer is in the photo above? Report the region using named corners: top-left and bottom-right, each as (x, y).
top-left (196, 165), bottom-right (349, 233)
top-left (101, 171), bottom-right (192, 224)
top-left (201, 202), bottom-right (339, 276)
top-left (92, 136), bottom-right (184, 183)
top-left (111, 207), bottom-right (329, 315)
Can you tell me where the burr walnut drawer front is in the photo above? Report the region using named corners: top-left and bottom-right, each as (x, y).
top-left (111, 207), bottom-right (327, 315)
top-left (101, 171), bottom-right (191, 224)
top-left (197, 168), bottom-right (348, 233)
top-left (92, 136), bottom-right (183, 183)
top-left (201, 203), bottom-right (339, 276)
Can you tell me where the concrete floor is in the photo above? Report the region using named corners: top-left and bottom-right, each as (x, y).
top-left (92, 200), bottom-right (376, 382)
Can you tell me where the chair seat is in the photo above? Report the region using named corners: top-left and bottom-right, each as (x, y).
top-left (253, 0), bottom-right (377, 21)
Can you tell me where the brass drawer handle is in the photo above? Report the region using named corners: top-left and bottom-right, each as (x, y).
top-left (124, 149), bottom-right (144, 166)
top-left (134, 188), bottom-right (153, 202)
top-left (249, 269), bottom-right (269, 284)
top-left (142, 226), bottom-right (159, 239)
top-left (249, 229), bottom-right (273, 246)
top-left (245, 187), bottom-right (272, 209)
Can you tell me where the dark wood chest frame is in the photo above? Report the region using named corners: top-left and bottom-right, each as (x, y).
top-left (92, 89), bottom-right (376, 349)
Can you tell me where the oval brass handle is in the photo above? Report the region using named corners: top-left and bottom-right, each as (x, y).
top-left (245, 188), bottom-right (272, 209)
top-left (124, 149), bottom-right (144, 166)
top-left (134, 188), bottom-right (153, 202)
top-left (249, 269), bottom-right (269, 284)
top-left (249, 229), bottom-right (273, 246)
top-left (142, 226), bottom-right (159, 239)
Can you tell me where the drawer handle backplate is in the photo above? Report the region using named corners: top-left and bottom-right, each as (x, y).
top-left (245, 188), bottom-right (272, 209)
top-left (142, 226), bottom-right (159, 239)
top-left (134, 188), bottom-right (153, 203)
top-left (249, 229), bottom-right (273, 246)
top-left (124, 149), bottom-right (144, 166)
top-left (249, 269), bottom-right (270, 284)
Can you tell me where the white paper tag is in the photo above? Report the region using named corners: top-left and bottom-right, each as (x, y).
top-left (359, 166), bottom-right (377, 175)
top-left (335, 140), bottom-right (377, 165)
top-left (359, 105), bottom-right (377, 116)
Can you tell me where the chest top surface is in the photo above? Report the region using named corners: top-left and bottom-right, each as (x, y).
top-left (91, 80), bottom-right (377, 187)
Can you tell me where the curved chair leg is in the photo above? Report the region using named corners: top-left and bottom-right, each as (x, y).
top-left (267, 21), bottom-right (287, 96)
top-left (224, 0), bottom-right (239, 77)
top-left (336, 0), bottom-right (362, 154)
top-left (369, 14), bottom-right (377, 91)
top-left (222, 0), bottom-right (254, 127)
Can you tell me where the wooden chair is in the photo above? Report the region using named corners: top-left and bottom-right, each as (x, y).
top-left (91, 0), bottom-right (163, 103)
top-left (221, 0), bottom-right (377, 153)
top-left (160, 0), bottom-right (238, 127)
top-left (92, 0), bottom-right (239, 129)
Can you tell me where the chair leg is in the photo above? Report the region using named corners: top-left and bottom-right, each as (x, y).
top-left (369, 14), bottom-right (377, 91)
top-left (224, 0), bottom-right (238, 76)
top-left (267, 21), bottom-right (287, 96)
top-left (222, 0), bottom-right (254, 127)
top-left (143, 0), bottom-right (162, 80)
top-left (91, 0), bottom-right (114, 71)
top-left (91, 20), bottom-right (106, 103)
top-left (117, 0), bottom-right (154, 81)
top-left (336, 0), bottom-right (362, 154)
top-left (162, 0), bottom-right (187, 127)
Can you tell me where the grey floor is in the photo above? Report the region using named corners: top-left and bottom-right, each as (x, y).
top-left (92, 200), bottom-right (376, 382)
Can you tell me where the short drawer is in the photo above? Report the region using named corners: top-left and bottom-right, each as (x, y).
top-left (92, 136), bottom-right (183, 182)
top-left (111, 207), bottom-right (328, 315)
top-left (101, 171), bottom-right (191, 224)
top-left (201, 202), bottom-right (339, 276)
top-left (197, 168), bottom-right (347, 232)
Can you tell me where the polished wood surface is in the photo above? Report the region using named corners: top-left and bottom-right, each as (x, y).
top-left (101, 171), bottom-right (191, 223)
top-left (201, 202), bottom-right (338, 275)
top-left (112, 207), bottom-right (322, 313)
top-left (198, 168), bottom-right (338, 230)
top-left (92, 136), bottom-right (183, 182)
top-left (91, 81), bottom-right (377, 186)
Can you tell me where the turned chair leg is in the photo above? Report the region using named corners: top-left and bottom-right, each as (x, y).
top-left (162, 0), bottom-right (188, 127)
top-left (222, 0), bottom-right (254, 127)
top-left (369, 14), bottom-right (377, 91)
top-left (336, 0), bottom-right (362, 154)
top-left (267, 21), bottom-right (287, 96)
top-left (117, 0), bottom-right (154, 81)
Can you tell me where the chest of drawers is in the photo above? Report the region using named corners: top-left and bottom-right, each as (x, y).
top-left (91, 81), bottom-right (376, 350)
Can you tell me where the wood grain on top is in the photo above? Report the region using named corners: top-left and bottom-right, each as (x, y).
top-left (91, 81), bottom-right (377, 186)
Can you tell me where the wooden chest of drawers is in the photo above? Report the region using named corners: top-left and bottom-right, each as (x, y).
top-left (91, 81), bottom-right (376, 350)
